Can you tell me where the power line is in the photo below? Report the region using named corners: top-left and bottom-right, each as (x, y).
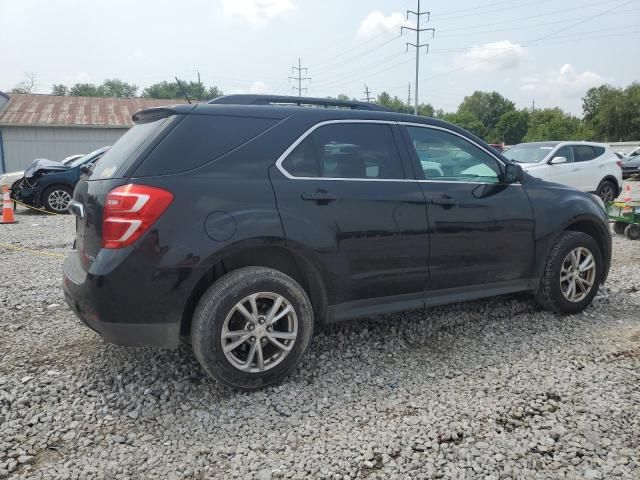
top-left (402, 0), bottom-right (435, 115)
top-left (289, 58), bottom-right (311, 97)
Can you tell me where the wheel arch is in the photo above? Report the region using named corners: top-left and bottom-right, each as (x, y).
top-left (562, 217), bottom-right (611, 282)
top-left (598, 175), bottom-right (620, 196)
top-left (180, 245), bottom-right (328, 336)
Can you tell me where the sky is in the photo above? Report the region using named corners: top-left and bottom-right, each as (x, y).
top-left (0, 0), bottom-right (639, 115)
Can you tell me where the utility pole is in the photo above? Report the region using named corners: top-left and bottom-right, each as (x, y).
top-left (289, 58), bottom-right (311, 97)
top-left (402, 0), bottom-right (435, 115)
top-left (407, 83), bottom-right (412, 111)
top-left (362, 84), bottom-right (373, 102)
top-left (532, 99), bottom-right (536, 112)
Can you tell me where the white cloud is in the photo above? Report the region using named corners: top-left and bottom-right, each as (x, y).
top-left (357, 11), bottom-right (410, 37)
top-left (249, 81), bottom-right (269, 94)
top-left (453, 41), bottom-right (526, 72)
top-left (521, 64), bottom-right (603, 96)
top-left (220, 0), bottom-right (295, 27)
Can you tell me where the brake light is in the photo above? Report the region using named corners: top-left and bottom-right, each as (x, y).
top-left (616, 160), bottom-right (622, 168)
top-left (102, 184), bottom-right (173, 249)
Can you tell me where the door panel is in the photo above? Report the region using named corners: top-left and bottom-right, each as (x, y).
top-left (420, 182), bottom-right (534, 289)
top-left (271, 121), bottom-right (429, 306)
top-left (401, 125), bottom-right (535, 290)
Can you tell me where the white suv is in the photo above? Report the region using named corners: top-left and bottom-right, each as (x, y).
top-left (505, 141), bottom-right (623, 202)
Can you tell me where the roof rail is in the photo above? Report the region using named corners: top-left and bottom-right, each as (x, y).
top-left (208, 94), bottom-right (389, 112)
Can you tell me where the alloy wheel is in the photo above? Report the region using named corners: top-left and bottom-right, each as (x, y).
top-left (560, 247), bottom-right (596, 303)
top-left (221, 292), bottom-right (298, 373)
top-left (48, 189), bottom-right (71, 212)
top-left (598, 183), bottom-right (615, 203)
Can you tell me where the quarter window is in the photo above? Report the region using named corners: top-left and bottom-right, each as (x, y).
top-left (406, 126), bottom-right (501, 183)
top-left (281, 123), bottom-right (405, 179)
top-left (572, 145), bottom-right (597, 162)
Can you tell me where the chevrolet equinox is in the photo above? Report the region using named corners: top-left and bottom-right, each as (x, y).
top-left (63, 95), bottom-right (612, 389)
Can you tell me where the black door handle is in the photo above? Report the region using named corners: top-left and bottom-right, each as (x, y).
top-left (301, 192), bottom-right (338, 202)
top-left (428, 196), bottom-right (459, 207)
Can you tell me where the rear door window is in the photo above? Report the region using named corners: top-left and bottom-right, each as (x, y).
top-left (281, 123), bottom-right (405, 179)
top-left (572, 145), bottom-right (597, 162)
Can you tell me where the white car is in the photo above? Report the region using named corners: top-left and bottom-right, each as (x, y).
top-left (505, 141), bottom-right (623, 202)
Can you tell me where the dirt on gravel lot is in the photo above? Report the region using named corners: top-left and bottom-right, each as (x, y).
top-left (0, 205), bottom-right (639, 480)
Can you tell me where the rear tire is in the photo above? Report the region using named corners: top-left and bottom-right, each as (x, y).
top-left (613, 222), bottom-right (627, 235)
top-left (625, 224), bottom-right (640, 240)
top-left (596, 180), bottom-right (617, 203)
top-left (191, 267), bottom-right (314, 390)
top-left (535, 231), bottom-right (602, 314)
top-left (42, 185), bottom-right (73, 213)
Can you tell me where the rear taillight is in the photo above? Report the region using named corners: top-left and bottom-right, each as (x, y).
top-left (102, 184), bottom-right (173, 249)
top-left (616, 160), bottom-right (622, 168)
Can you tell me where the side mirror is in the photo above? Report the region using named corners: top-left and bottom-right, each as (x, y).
top-left (550, 156), bottom-right (568, 165)
top-left (504, 163), bottom-right (523, 184)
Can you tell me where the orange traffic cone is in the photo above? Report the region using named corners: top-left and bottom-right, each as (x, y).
top-left (1, 185), bottom-right (17, 224)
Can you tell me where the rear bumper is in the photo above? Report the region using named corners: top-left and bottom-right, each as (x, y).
top-left (62, 250), bottom-right (183, 349)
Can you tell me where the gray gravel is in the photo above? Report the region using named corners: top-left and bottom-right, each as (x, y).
top-left (1, 205), bottom-right (639, 479)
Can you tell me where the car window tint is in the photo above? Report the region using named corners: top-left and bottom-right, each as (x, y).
top-left (282, 123), bottom-right (404, 179)
top-left (136, 115), bottom-right (278, 177)
top-left (554, 146), bottom-right (573, 163)
top-left (573, 145), bottom-right (596, 162)
top-left (593, 146), bottom-right (605, 157)
top-left (406, 127), bottom-right (501, 183)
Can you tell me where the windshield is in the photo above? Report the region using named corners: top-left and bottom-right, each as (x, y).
top-left (506, 144), bottom-right (555, 164)
top-left (68, 147), bottom-right (109, 168)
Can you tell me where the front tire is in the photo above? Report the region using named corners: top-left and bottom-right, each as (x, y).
top-left (42, 185), bottom-right (73, 213)
top-left (191, 267), bottom-right (314, 390)
top-left (535, 231), bottom-right (602, 314)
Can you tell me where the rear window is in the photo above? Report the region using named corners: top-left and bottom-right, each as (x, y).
top-left (134, 114), bottom-right (278, 176)
top-left (92, 118), bottom-right (169, 179)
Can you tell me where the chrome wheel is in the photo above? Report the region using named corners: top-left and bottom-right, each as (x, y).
top-left (48, 189), bottom-right (71, 212)
top-left (560, 247), bottom-right (596, 303)
top-left (221, 292), bottom-right (298, 373)
top-left (598, 182), bottom-right (615, 203)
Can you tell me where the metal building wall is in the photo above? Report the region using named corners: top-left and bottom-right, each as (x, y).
top-left (0, 126), bottom-right (127, 172)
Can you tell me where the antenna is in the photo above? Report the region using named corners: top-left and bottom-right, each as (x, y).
top-left (175, 77), bottom-right (192, 104)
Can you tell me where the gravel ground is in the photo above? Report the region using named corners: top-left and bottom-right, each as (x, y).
top-left (0, 204), bottom-right (639, 480)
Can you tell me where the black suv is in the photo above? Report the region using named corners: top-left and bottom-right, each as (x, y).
top-left (63, 95), bottom-right (611, 389)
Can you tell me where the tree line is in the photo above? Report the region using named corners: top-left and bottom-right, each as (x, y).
top-left (9, 73), bottom-right (639, 143)
top-left (366, 83), bottom-right (640, 143)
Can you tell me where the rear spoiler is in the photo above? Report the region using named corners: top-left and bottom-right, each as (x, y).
top-left (132, 104), bottom-right (196, 124)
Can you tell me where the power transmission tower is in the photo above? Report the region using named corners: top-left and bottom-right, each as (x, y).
top-left (289, 58), bottom-right (311, 97)
top-left (401, 0), bottom-right (435, 115)
top-left (362, 84), bottom-right (373, 102)
top-left (407, 83), bottom-right (412, 111)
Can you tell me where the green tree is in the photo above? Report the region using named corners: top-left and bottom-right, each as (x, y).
top-left (376, 91), bottom-right (433, 116)
top-left (51, 84), bottom-right (69, 96)
top-left (142, 79), bottom-right (223, 101)
top-left (458, 91), bottom-right (515, 134)
top-left (101, 78), bottom-right (138, 97)
top-left (493, 110), bottom-right (529, 144)
top-left (583, 82), bottom-right (640, 141)
top-left (524, 108), bottom-right (585, 142)
top-left (69, 83), bottom-right (105, 97)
